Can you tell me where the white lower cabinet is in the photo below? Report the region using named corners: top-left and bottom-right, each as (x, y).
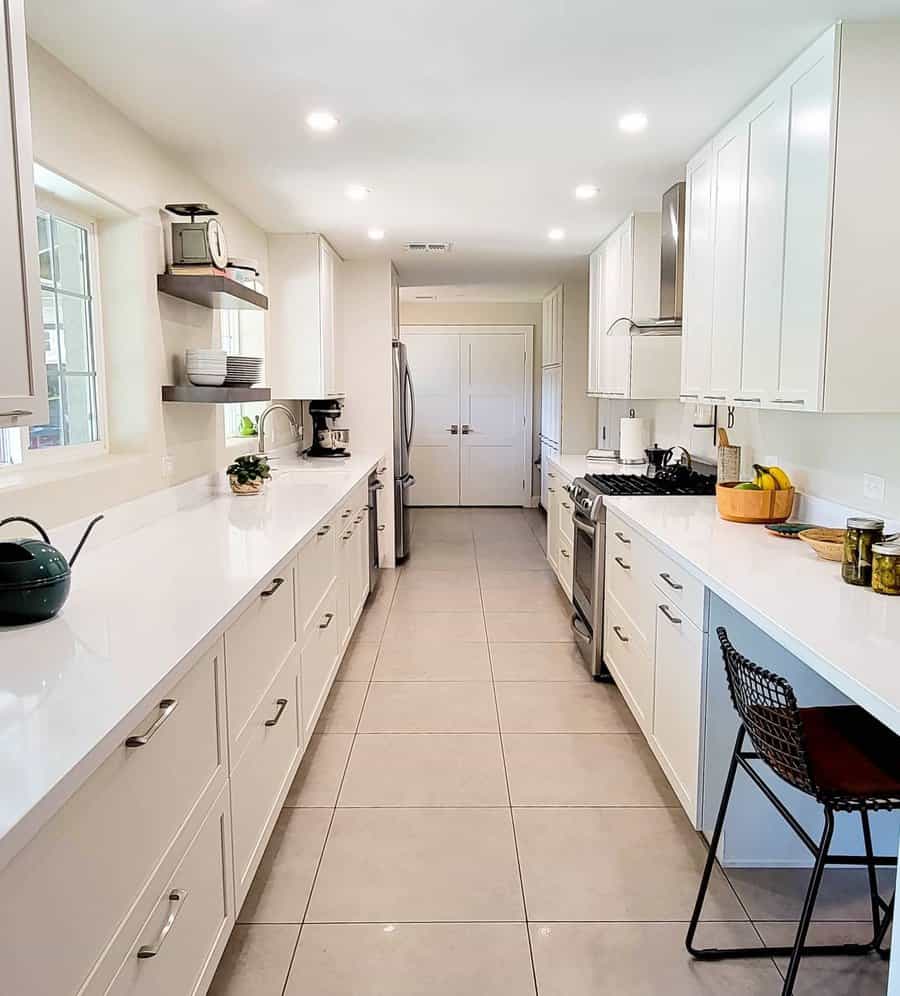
top-left (652, 600), bottom-right (703, 823)
top-left (603, 590), bottom-right (653, 735)
top-left (300, 584), bottom-right (340, 743)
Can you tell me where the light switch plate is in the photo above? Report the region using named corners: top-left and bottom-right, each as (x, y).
top-left (864, 473), bottom-right (886, 502)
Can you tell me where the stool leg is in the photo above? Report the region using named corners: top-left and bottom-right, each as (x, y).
top-left (686, 726), bottom-right (744, 957)
top-left (860, 809), bottom-right (883, 948)
top-left (780, 809), bottom-right (835, 996)
top-left (874, 895), bottom-right (893, 958)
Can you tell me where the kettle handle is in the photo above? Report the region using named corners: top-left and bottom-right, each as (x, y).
top-left (70, 515), bottom-right (104, 567)
top-left (0, 516), bottom-right (50, 544)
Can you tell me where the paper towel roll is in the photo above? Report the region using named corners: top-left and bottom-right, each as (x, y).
top-left (620, 416), bottom-right (650, 464)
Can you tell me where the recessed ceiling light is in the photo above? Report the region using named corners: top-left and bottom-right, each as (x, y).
top-left (345, 184), bottom-right (370, 201)
top-left (306, 110), bottom-right (339, 132)
top-left (548, 227), bottom-right (565, 241)
top-left (368, 227), bottom-right (385, 241)
top-left (574, 184), bottom-right (599, 200)
top-left (619, 111), bottom-right (648, 133)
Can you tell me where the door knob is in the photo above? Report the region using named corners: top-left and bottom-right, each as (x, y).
top-left (447, 424), bottom-right (459, 434)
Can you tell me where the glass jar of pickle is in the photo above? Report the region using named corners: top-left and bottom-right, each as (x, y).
top-left (842, 518), bottom-right (885, 586)
top-left (872, 542), bottom-right (900, 595)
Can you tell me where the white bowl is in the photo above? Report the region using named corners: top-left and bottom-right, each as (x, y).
top-left (187, 372), bottom-right (226, 386)
top-left (187, 362), bottom-right (227, 371)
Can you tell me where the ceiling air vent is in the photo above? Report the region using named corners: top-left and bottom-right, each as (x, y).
top-left (404, 242), bottom-right (452, 253)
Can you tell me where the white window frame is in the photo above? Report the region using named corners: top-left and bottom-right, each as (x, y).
top-left (0, 193), bottom-right (108, 467)
top-left (221, 274), bottom-right (266, 443)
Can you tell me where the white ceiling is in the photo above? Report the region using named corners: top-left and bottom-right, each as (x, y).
top-left (25, 0), bottom-right (900, 299)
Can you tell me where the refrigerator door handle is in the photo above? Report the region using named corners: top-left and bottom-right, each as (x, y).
top-left (404, 365), bottom-right (416, 450)
top-left (401, 475), bottom-right (416, 489)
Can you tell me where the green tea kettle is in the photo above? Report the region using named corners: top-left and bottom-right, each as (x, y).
top-left (0, 515), bottom-right (103, 625)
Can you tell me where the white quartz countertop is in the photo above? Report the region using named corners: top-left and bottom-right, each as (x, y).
top-left (603, 495), bottom-right (900, 736)
top-left (0, 450), bottom-right (382, 870)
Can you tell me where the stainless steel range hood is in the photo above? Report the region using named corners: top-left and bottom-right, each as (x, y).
top-left (610, 180), bottom-right (685, 336)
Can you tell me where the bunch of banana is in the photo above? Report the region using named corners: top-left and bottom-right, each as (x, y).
top-left (752, 463), bottom-right (792, 491)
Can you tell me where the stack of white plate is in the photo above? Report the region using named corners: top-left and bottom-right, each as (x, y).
top-left (185, 349), bottom-right (227, 387)
top-left (225, 355), bottom-right (263, 387)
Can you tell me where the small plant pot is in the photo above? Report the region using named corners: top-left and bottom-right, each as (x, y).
top-left (229, 475), bottom-right (265, 496)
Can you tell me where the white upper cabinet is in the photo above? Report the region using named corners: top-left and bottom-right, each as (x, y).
top-left (541, 283), bottom-right (563, 366)
top-left (0, 0), bottom-right (48, 428)
top-left (682, 23), bottom-right (900, 412)
top-left (588, 214), bottom-right (681, 400)
top-left (267, 234), bottom-right (343, 400)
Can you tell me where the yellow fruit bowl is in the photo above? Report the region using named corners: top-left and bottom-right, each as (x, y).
top-left (716, 483), bottom-right (796, 524)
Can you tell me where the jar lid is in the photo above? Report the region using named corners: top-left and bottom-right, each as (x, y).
top-left (873, 541), bottom-right (900, 556)
top-left (847, 517), bottom-right (885, 530)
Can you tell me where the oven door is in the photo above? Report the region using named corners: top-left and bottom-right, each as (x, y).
top-left (571, 507), bottom-right (608, 678)
top-left (572, 511), bottom-right (596, 631)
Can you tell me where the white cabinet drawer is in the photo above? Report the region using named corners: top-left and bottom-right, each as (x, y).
top-left (649, 546), bottom-right (705, 630)
top-left (605, 518), bottom-right (653, 644)
top-left (557, 533), bottom-right (573, 597)
top-left (603, 591), bottom-right (653, 735)
top-left (653, 605), bottom-right (703, 826)
top-left (105, 785), bottom-right (232, 996)
top-left (230, 651), bottom-right (301, 904)
top-left (225, 563), bottom-right (296, 751)
top-left (300, 583), bottom-right (340, 743)
top-left (558, 490), bottom-right (574, 544)
top-left (607, 514), bottom-right (641, 554)
top-left (0, 644), bottom-right (223, 996)
top-left (298, 518), bottom-right (337, 632)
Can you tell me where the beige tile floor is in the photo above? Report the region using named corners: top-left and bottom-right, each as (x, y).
top-left (209, 507), bottom-right (890, 996)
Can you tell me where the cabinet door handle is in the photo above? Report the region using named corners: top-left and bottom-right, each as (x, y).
top-left (447, 424), bottom-right (459, 434)
top-left (341, 510), bottom-right (352, 518)
top-left (137, 890), bottom-right (188, 959)
top-left (659, 571), bottom-right (683, 591)
top-left (342, 532), bottom-right (352, 541)
top-left (772, 398), bottom-right (804, 406)
top-left (261, 576), bottom-right (285, 598)
top-left (679, 394), bottom-right (698, 400)
top-left (732, 397), bottom-right (761, 403)
top-left (562, 501), bottom-right (571, 509)
top-left (377, 524), bottom-right (386, 531)
top-left (560, 548), bottom-right (570, 559)
top-left (265, 698), bottom-right (289, 727)
top-left (461, 424), bottom-right (473, 434)
top-left (0, 409), bottom-right (32, 418)
top-left (703, 394), bottom-right (726, 401)
top-left (317, 524), bottom-right (332, 536)
top-left (354, 515), bottom-right (363, 523)
top-left (612, 625), bottom-right (629, 643)
top-left (614, 556), bottom-right (631, 571)
top-left (371, 481), bottom-right (386, 491)
top-left (614, 531), bottom-right (631, 545)
top-left (659, 604), bottom-right (683, 625)
top-left (319, 612), bottom-right (335, 629)
top-left (126, 699), bottom-right (178, 748)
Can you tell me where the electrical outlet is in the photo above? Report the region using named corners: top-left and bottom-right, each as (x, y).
top-left (864, 473), bottom-right (886, 502)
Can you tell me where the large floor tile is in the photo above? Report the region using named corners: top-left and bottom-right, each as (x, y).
top-left (514, 807), bottom-right (747, 921)
top-left (359, 681), bottom-right (498, 732)
top-left (352, 607), bottom-right (390, 641)
top-left (495, 681), bottom-right (637, 733)
top-left (725, 867), bottom-right (896, 923)
top-left (755, 921), bottom-right (890, 995)
top-left (383, 609), bottom-right (487, 642)
top-left (208, 923), bottom-right (300, 996)
top-left (479, 568), bottom-right (559, 594)
top-left (286, 923), bottom-right (535, 996)
top-left (477, 550), bottom-right (549, 571)
top-left (481, 580), bottom-right (570, 614)
top-left (503, 733), bottom-right (678, 807)
top-left (375, 639), bottom-right (492, 681)
top-left (306, 808), bottom-right (525, 922)
top-left (337, 640), bottom-right (378, 681)
top-left (238, 809), bottom-right (332, 924)
top-left (529, 921), bottom-right (779, 996)
top-left (406, 542), bottom-right (477, 570)
top-left (339, 734), bottom-right (508, 807)
top-left (393, 569), bottom-right (482, 612)
top-left (315, 681), bottom-right (369, 733)
top-left (486, 610), bottom-right (573, 642)
top-left (284, 734), bottom-right (354, 807)
top-left (491, 642), bottom-right (589, 681)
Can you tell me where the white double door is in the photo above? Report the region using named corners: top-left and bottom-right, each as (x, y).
top-left (402, 328), bottom-right (530, 507)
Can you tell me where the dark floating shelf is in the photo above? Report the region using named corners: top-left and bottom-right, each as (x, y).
top-left (162, 386), bottom-right (272, 404)
top-left (157, 273), bottom-right (268, 311)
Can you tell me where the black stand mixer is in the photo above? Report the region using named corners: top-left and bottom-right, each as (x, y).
top-left (306, 399), bottom-right (351, 459)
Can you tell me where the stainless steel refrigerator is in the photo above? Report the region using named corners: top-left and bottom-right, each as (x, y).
top-left (392, 340), bottom-right (416, 561)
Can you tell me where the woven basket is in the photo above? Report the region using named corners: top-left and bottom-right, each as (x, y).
top-left (716, 483), bottom-right (795, 524)
top-left (798, 528), bottom-right (845, 562)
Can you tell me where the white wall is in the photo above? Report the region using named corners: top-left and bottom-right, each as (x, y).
top-left (0, 42), bottom-right (299, 525)
top-left (341, 259), bottom-right (396, 565)
top-left (398, 300), bottom-right (543, 496)
top-left (598, 398), bottom-right (900, 520)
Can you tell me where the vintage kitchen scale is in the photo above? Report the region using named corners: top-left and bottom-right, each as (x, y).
top-left (165, 202), bottom-right (229, 269)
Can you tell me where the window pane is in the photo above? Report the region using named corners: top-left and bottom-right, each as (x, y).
top-left (64, 375), bottom-right (99, 445)
top-left (52, 217), bottom-right (88, 295)
top-left (57, 294), bottom-right (93, 371)
top-left (37, 214), bottom-right (52, 284)
top-left (29, 373), bottom-right (63, 449)
top-left (41, 289), bottom-right (60, 365)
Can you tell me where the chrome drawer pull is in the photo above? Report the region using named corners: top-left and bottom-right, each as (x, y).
top-left (562, 501), bottom-right (571, 509)
top-left (733, 397), bottom-right (761, 403)
top-left (659, 604), bottom-right (683, 625)
top-left (614, 531), bottom-right (630, 544)
top-left (377, 524), bottom-right (386, 531)
top-left (265, 698), bottom-right (289, 727)
top-left (0, 409), bottom-right (32, 418)
top-left (773, 398), bottom-right (804, 405)
top-left (659, 572), bottom-right (683, 591)
top-left (126, 699), bottom-right (178, 748)
top-left (342, 532), bottom-right (352, 541)
top-left (614, 556), bottom-right (631, 571)
top-left (612, 625), bottom-right (629, 643)
top-left (354, 515), bottom-right (363, 523)
top-left (560, 549), bottom-right (570, 559)
top-left (703, 394), bottom-right (726, 401)
top-left (137, 889), bottom-right (188, 959)
top-left (261, 576), bottom-right (285, 598)
top-left (371, 480), bottom-right (385, 491)
top-left (317, 524), bottom-right (331, 537)
top-left (341, 510), bottom-right (352, 518)
top-left (319, 612), bottom-right (335, 629)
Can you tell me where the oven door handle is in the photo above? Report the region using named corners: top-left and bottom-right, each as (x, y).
top-left (573, 515), bottom-right (594, 536)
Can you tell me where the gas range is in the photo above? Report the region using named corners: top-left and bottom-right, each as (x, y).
top-left (570, 466), bottom-right (718, 522)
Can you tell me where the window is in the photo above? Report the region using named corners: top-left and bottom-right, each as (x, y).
top-left (0, 204), bottom-right (104, 466)
top-left (220, 275), bottom-right (266, 441)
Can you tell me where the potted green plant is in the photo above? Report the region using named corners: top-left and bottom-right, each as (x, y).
top-left (227, 454), bottom-right (271, 495)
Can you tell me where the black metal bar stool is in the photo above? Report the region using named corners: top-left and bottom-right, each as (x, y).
top-left (686, 627), bottom-right (897, 996)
